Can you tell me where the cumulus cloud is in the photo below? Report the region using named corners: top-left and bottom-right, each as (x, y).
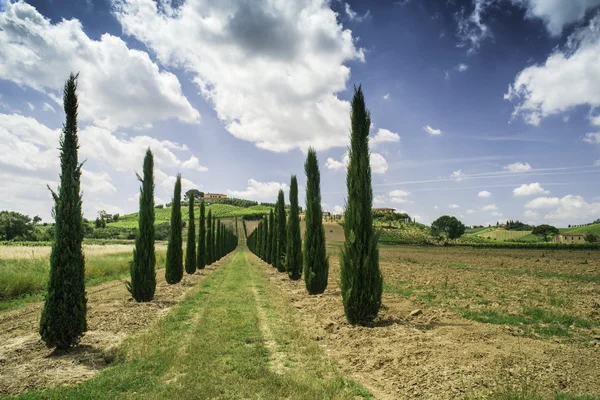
top-left (583, 132), bottom-right (600, 144)
top-left (478, 190), bottom-right (492, 198)
top-left (423, 125), bottom-right (442, 135)
top-left (181, 156), bottom-right (208, 172)
top-left (525, 194), bottom-right (600, 222)
top-left (504, 162), bottom-right (532, 172)
top-left (228, 179), bottom-right (289, 201)
top-left (389, 189), bottom-right (410, 203)
top-left (325, 151), bottom-right (388, 174)
top-left (513, 182), bottom-right (550, 196)
top-left (114, 0), bottom-right (364, 151)
top-left (373, 195), bottom-right (387, 205)
top-left (0, 1), bottom-right (199, 129)
top-left (505, 13), bottom-right (600, 125)
top-left (370, 128), bottom-right (400, 145)
top-left (333, 205), bottom-right (344, 214)
top-left (524, 210), bottom-right (540, 219)
top-left (481, 204), bottom-right (498, 211)
top-left (516, 0), bottom-right (600, 36)
top-left (81, 169), bottom-right (117, 194)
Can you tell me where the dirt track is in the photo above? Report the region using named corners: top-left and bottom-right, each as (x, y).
top-left (0, 260), bottom-right (224, 395)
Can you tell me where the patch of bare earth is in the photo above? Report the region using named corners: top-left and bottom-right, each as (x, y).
top-left (262, 248), bottom-right (600, 399)
top-left (0, 260), bottom-right (223, 395)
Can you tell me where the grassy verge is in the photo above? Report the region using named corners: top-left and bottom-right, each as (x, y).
top-left (12, 246), bottom-right (369, 399)
top-left (0, 251), bottom-right (166, 311)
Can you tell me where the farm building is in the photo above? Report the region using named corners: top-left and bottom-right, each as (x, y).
top-left (204, 193), bottom-right (227, 200)
top-left (552, 233), bottom-right (585, 243)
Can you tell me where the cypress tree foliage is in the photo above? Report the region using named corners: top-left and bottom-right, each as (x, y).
top-left (165, 175), bottom-right (183, 284)
top-left (212, 216), bottom-right (217, 263)
top-left (40, 73), bottom-right (87, 349)
top-left (266, 209), bottom-right (274, 265)
top-left (276, 189), bottom-right (287, 273)
top-left (221, 223), bottom-right (226, 259)
top-left (197, 201), bottom-right (206, 270)
top-left (286, 175), bottom-right (302, 280)
top-left (340, 85), bottom-right (383, 325)
top-left (127, 149), bottom-right (156, 302)
top-left (303, 147), bottom-right (329, 295)
top-left (269, 209), bottom-right (277, 268)
top-left (215, 218), bottom-right (221, 260)
top-left (206, 210), bottom-right (213, 265)
top-left (185, 194), bottom-right (196, 274)
top-left (261, 216), bottom-right (269, 261)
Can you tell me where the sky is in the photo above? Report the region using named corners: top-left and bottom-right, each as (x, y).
top-left (1, 0), bottom-right (600, 227)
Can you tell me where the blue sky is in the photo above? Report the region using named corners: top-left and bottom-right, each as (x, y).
top-left (1, 0), bottom-right (600, 226)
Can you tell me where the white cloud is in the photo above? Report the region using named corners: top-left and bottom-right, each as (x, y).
top-left (344, 3), bottom-right (370, 22)
top-left (524, 210), bottom-right (540, 219)
top-left (228, 179), bottom-right (289, 201)
top-left (491, 211), bottom-right (503, 217)
top-left (505, 14), bottom-right (600, 126)
top-left (515, 0), bottom-right (600, 36)
top-left (466, 209), bottom-right (476, 214)
top-left (583, 132), bottom-right (600, 144)
top-left (481, 204), bottom-right (498, 211)
top-left (526, 194), bottom-right (600, 222)
top-left (595, 159), bottom-right (600, 166)
top-left (0, 1), bottom-right (199, 129)
top-left (451, 169), bottom-right (464, 181)
top-left (434, 205), bottom-right (439, 210)
top-left (423, 125), bottom-right (442, 135)
top-left (42, 102), bottom-right (56, 113)
top-left (333, 205), bottom-right (344, 214)
top-left (156, 170), bottom-right (201, 194)
top-left (27, 102), bottom-right (35, 111)
top-left (181, 155), bottom-right (208, 172)
top-left (373, 195), bottom-right (386, 205)
top-left (389, 189), bottom-right (410, 203)
top-left (478, 190), bottom-right (492, 198)
top-left (590, 113), bottom-right (600, 126)
top-left (383, 93), bottom-right (390, 100)
top-left (449, 204), bottom-right (460, 209)
top-left (454, 0), bottom-right (494, 54)
top-left (504, 162), bottom-right (532, 172)
top-left (81, 169), bottom-right (116, 194)
top-left (370, 128), bottom-right (400, 145)
top-left (457, 63), bottom-right (469, 72)
top-left (114, 0), bottom-right (364, 151)
top-left (325, 151), bottom-right (388, 174)
top-left (513, 182), bottom-right (550, 196)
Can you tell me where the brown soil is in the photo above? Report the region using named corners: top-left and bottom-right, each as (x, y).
top-left (0, 260), bottom-right (224, 395)
top-left (259, 247), bottom-right (600, 399)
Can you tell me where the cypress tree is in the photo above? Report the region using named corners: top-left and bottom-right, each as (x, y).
top-left (286, 176), bottom-right (302, 280)
top-left (40, 73), bottom-right (87, 349)
top-left (340, 85), bottom-right (383, 325)
top-left (206, 210), bottom-right (213, 265)
top-left (127, 149), bottom-right (156, 302)
top-left (212, 216), bottom-right (217, 262)
top-left (303, 147), bottom-right (329, 294)
top-left (197, 201), bottom-right (206, 270)
top-left (276, 189), bottom-right (287, 273)
top-left (221, 223), bottom-right (226, 258)
top-left (269, 209), bottom-right (277, 267)
top-left (215, 218), bottom-right (221, 260)
top-left (261, 216), bottom-right (269, 261)
top-left (266, 209), bottom-right (273, 265)
top-left (165, 175), bottom-right (183, 284)
top-left (185, 194), bottom-right (196, 274)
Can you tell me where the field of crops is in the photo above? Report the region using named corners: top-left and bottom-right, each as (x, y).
top-left (477, 228), bottom-right (532, 241)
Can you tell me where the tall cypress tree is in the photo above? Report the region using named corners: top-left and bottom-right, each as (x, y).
top-left (197, 201), bottom-right (206, 270)
top-left (286, 175), bottom-right (302, 280)
top-left (261, 216), bottom-right (269, 261)
top-left (206, 210), bottom-right (213, 265)
top-left (276, 189), bottom-right (287, 273)
top-left (340, 85), bottom-right (383, 325)
top-left (127, 149), bottom-right (156, 302)
top-left (269, 209), bottom-right (277, 268)
top-left (40, 73), bottom-right (87, 349)
top-left (266, 209), bottom-right (274, 265)
top-left (185, 194), bottom-right (196, 274)
top-left (215, 218), bottom-right (221, 260)
top-left (165, 175), bottom-right (183, 284)
top-left (220, 223), bottom-right (226, 258)
top-left (303, 147), bottom-right (329, 294)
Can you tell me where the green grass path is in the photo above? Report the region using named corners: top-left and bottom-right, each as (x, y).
top-left (11, 245), bottom-right (369, 400)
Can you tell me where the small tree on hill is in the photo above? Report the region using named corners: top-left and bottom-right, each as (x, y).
top-left (276, 189), bottom-right (287, 272)
top-left (340, 85), bottom-right (383, 325)
top-left (286, 175), bottom-right (302, 280)
top-left (584, 232), bottom-right (598, 243)
top-left (303, 147), bottom-right (329, 294)
top-left (532, 224), bottom-right (559, 242)
top-left (197, 201), bottom-right (206, 270)
top-left (431, 215), bottom-right (466, 243)
top-left (165, 175), bottom-right (183, 284)
top-left (185, 194), bottom-right (196, 274)
top-left (40, 73), bottom-right (87, 349)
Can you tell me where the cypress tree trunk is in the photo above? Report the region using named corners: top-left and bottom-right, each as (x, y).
top-left (286, 176), bottom-right (302, 280)
top-left (303, 147), bottom-right (329, 294)
top-left (185, 195), bottom-right (196, 274)
top-left (266, 209), bottom-right (274, 265)
top-left (340, 85), bottom-right (383, 325)
top-left (127, 148), bottom-right (156, 302)
top-left (40, 73), bottom-right (87, 349)
top-left (276, 189), bottom-right (287, 273)
top-left (197, 201), bottom-right (206, 270)
top-left (165, 175), bottom-right (183, 284)
top-left (206, 210), bottom-right (213, 265)
top-left (269, 209), bottom-right (277, 268)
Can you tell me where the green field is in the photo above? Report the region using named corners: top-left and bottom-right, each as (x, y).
top-left (560, 223), bottom-right (600, 235)
top-left (477, 229), bottom-right (532, 241)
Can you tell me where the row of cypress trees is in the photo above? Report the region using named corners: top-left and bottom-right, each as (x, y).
top-left (164, 176), bottom-right (238, 284)
top-left (247, 86), bottom-right (382, 325)
top-left (247, 148), bottom-right (329, 294)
